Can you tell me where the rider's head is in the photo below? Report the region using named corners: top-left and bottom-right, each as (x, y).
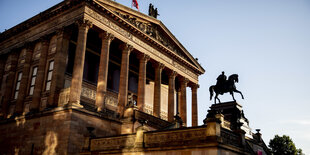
top-left (222, 71), bottom-right (225, 75)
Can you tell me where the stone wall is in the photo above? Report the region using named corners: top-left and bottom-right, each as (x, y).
top-left (0, 109), bottom-right (121, 154)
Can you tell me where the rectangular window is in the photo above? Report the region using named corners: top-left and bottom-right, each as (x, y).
top-left (14, 72), bottom-right (23, 99)
top-left (45, 60), bottom-right (54, 91)
top-left (29, 66), bottom-right (38, 95)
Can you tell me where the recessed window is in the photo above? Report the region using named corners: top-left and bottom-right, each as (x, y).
top-left (14, 72), bottom-right (23, 99)
top-left (45, 60), bottom-right (54, 91)
top-left (29, 66), bottom-right (38, 95)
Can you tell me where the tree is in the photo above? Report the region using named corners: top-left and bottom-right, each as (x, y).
top-left (269, 135), bottom-right (304, 155)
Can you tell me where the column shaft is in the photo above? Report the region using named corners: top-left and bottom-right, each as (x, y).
top-left (191, 84), bottom-right (198, 126)
top-left (1, 52), bottom-right (18, 118)
top-left (137, 54), bottom-right (149, 111)
top-left (31, 38), bottom-right (49, 112)
top-left (0, 56), bottom-right (6, 90)
top-left (48, 28), bottom-right (71, 107)
top-left (15, 46), bottom-right (33, 114)
top-left (69, 20), bottom-right (92, 106)
top-left (95, 32), bottom-right (114, 111)
top-left (153, 63), bottom-right (164, 118)
top-left (168, 71), bottom-right (177, 122)
top-left (180, 78), bottom-right (188, 126)
top-left (117, 44), bottom-right (133, 116)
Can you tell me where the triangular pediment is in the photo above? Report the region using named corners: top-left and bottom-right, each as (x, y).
top-left (94, 0), bottom-right (204, 74)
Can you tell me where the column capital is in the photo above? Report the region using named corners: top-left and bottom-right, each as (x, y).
top-left (39, 36), bottom-right (50, 45)
top-left (190, 83), bottom-right (199, 90)
top-left (56, 27), bottom-right (72, 39)
top-left (180, 77), bottom-right (189, 86)
top-left (137, 53), bottom-right (150, 63)
top-left (167, 70), bottom-right (177, 79)
top-left (99, 31), bottom-right (115, 42)
top-left (119, 43), bottom-right (133, 54)
top-left (23, 42), bottom-right (34, 50)
top-left (76, 18), bottom-right (93, 31)
top-left (152, 62), bottom-right (165, 70)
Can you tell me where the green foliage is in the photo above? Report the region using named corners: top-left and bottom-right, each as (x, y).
top-left (269, 135), bottom-right (304, 155)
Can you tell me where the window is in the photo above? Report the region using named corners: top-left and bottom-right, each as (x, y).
top-left (45, 60), bottom-right (54, 91)
top-left (29, 66), bottom-right (38, 95)
top-left (14, 72), bottom-right (23, 99)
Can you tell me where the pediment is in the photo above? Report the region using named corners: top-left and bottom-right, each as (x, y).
top-left (94, 0), bottom-right (204, 74)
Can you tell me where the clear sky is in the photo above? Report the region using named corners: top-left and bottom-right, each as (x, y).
top-left (1, 0), bottom-right (309, 154)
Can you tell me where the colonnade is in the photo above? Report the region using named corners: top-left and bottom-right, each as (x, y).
top-left (0, 18), bottom-right (199, 126)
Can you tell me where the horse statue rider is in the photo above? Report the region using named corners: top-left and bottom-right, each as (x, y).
top-left (209, 72), bottom-right (244, 104)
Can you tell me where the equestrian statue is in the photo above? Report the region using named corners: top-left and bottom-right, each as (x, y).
top-left (209, 72), bottom-right (244, 104)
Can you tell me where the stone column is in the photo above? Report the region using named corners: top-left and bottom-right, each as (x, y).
top-left (153, 62), bottom-right (164, 118)
top-left (191, 84), bottom-right (199, 126)
top-left (0, 56), bottom-right (6, 89)
top-left (117, 44), bottom-right (133, 116)
top-left (31, 37), bottom-right (49, 112)
top-left (48, 28), bottom-right (72, 107)
top-left (15, 45), bottom-right (33, 115)
top-left (68, 19), bottom-right (92, 107)
top-left (137, 53), bottom-right (149, 111)
top-left (168, 71), bottom-right (177, 122)
top-left (1, 52), bottom-right (18, 118)
top-left (180, 77), bottom-right (188, 126)
top-left (95, 32), bottom-right (114, 111)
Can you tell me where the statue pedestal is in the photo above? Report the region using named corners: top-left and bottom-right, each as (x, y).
top-left (206, 101), bottom-right (252, 137)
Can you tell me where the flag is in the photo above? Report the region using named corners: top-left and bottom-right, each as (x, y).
top-left (132, 0), bottom-right (139, 11)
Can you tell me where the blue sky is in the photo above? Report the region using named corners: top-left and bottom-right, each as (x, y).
top-left (1, 0), bottom-right (309, 153)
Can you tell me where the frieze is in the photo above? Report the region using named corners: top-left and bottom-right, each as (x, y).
top-left (144, 127), bottom-right (206, 147)
top-left (91, 134), bottom-right (136, 151)
top-left (85, 7), bottom-right (198, 81)
top-left (221, 128), bottom-right (242, 147)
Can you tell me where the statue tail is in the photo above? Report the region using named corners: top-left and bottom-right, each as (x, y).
top-left (209, 86), bottom-right (214, 100)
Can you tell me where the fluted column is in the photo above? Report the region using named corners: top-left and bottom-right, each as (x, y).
top-left (153, 62), bottom-right (165, 118)
top-left (1, 52), bottom-right (18, 118)
top-left (95, 32), bottom-right (114, 111)
top-left (15, 45), bottom-right (33, 115)
top-left (180, 77), bottom-right (189, 126)
top-left (31, 37), bottom-right (49, 112)
top-left (68, 19), bottom-right (92, 107)
top-left (137, 53), bottom-right (149, 111)
top-left (117, 44), bottom-right (133, 116)
top-left (48, 28), bottom-right (72, 107)
top-left (191, 84), bottom-right (199, 126)
top-left (168, 71), bottom-right (177, 122)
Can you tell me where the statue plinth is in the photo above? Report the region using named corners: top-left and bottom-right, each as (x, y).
top-left (205, 101), bottom-right (252, 136)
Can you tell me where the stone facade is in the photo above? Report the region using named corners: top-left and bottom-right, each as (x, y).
top-left (0, 0), bottom-right (269, 154)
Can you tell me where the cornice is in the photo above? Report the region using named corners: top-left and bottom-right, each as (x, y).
top-left (0, 0), bottom-right (82, 42)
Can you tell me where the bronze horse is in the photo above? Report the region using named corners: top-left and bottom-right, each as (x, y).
top-left (209, 74), bottom-right (244, 104)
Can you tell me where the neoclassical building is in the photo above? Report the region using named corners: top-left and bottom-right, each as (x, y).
top-left (0, 0), bottom-right (270, 154)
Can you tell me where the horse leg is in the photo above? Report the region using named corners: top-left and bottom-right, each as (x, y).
top-left (215, 93), bottom-right (221, 104)
top-left (231, 91), bottom-right (236, 101)
top-left (214, 93), bottom-right (219, 104)
top-left (235, 90), bottom-right (244, 99)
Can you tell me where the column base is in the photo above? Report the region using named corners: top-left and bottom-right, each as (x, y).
top-left (66, 101), bottom-right (84, 109)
